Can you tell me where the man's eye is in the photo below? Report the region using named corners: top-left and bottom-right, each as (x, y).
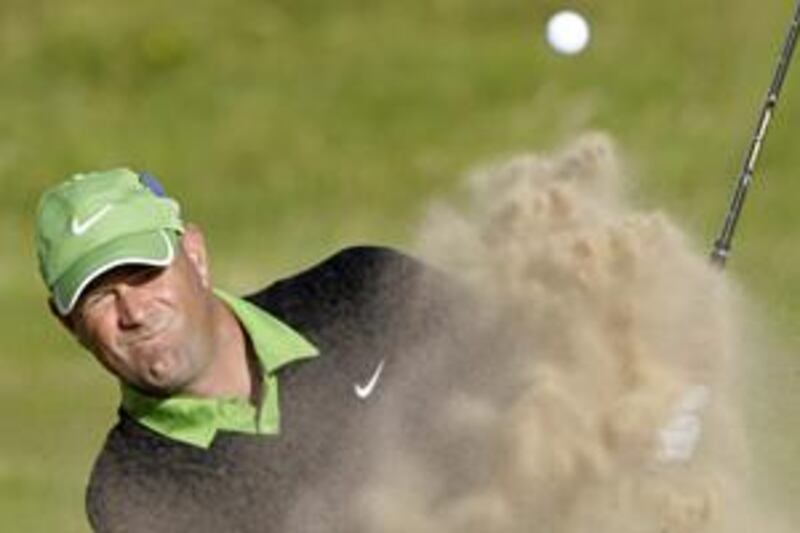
top-left (81, 291), bottom-right (114, 314)
top-left (130, 266), bottom-right (162, 286)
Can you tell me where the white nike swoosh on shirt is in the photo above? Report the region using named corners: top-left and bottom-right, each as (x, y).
top-left (354, 359), bottom-right (385, 400)
top-left (71, 204), bottom-right (114, 235)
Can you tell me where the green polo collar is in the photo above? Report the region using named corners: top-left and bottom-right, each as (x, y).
top-left (121, 289), bottom-right (318, 448)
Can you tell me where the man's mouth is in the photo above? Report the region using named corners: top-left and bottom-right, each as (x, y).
top-left (124, 317), bottom-right (174, 349)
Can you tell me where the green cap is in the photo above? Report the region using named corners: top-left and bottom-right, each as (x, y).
top-left (35, 168), bottom-right (184, 315)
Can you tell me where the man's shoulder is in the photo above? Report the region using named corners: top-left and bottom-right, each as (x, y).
top-left (86, 412), bottom-right (185, 531)
top-left (243, 245), bottom-right (435, 322)
top-left (241, 244), bottom-right (465, 369)
top-left (86, 411), bottom-right (263, 532)
top-left (251, 245), bottom-right (427, 297)
top-left (86, 411), bottom-right (203, 491)
top-left (322, 245), bottom-right (427, 273)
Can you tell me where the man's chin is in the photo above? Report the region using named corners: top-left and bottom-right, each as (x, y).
top-left (132, 378), bottom-right (181, 398)
top-left (133, 360), bottom-right (192, 397)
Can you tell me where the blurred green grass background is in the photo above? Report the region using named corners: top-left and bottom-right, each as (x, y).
top-left (1, 0), bottom-right (798, 530)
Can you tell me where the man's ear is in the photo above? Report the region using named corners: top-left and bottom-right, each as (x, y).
top-left (179, 224), bottom-right (211, 288)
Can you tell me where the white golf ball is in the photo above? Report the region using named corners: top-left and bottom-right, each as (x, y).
top-left (546, 10), bottom-right (590, 55)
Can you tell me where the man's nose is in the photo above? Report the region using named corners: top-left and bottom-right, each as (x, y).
top-left (115, 284), bottom-right (149, 328)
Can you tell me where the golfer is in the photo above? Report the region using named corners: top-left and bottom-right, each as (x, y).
top-left (35, 168), bottom-right (453, 532)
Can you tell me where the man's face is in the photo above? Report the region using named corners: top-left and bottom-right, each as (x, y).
top-left (62, 229), bottom-right (216, 396)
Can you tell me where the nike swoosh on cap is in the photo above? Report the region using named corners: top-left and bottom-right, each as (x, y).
top-left (71, 204), bottom-right (113, 235)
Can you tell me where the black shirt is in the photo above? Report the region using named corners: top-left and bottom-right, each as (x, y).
top-left (86, 246), bottom-right (466, 532)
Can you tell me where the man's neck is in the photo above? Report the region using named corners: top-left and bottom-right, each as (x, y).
top-left (183, 295), bottom-right (259, 402)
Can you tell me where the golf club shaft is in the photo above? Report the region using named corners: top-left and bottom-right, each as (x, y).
top-left (711, 0), bottom-right (800, 268)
